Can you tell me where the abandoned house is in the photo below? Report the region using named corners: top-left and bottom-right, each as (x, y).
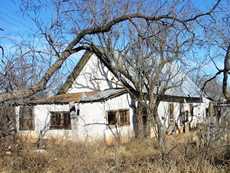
top-left (15, 51), bottom-right (210, 143)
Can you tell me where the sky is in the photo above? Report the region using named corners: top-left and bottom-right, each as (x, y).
top-left (0, 0), bottom-right (225, 81)
top-left (0, 0), bottom-right (218, 41)
top-left (0, 0), bottom-right (31, 42)
top-left (0, 0), bottom-right (78, 93)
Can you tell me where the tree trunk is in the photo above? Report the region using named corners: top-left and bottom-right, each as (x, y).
top-left (136, 101), bottom-right (144, 138)
top-left (149, 96), bottom-right (166, 151)
top-left (0, 106), bottom-right (17, 145)
top-left (155, 107), bottom-right (166, 146)
top-left (131, 96), bottom-right (146, 138)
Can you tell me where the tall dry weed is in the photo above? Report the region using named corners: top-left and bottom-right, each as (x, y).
top-left (0, 133), bottom-right (229, 173)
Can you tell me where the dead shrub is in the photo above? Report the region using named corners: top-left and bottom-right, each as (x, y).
top-left (0, 133), bottom-right (229, 173)
top-left (10, 151), bottom-right (48, 173)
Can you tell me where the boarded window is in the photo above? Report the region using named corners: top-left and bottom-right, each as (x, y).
top-left (50, 112), bottom-right (71, 129)
top-left (107, 109), bottom-right (130, 126)
top-left (19, 106), bottom-right (34, 130)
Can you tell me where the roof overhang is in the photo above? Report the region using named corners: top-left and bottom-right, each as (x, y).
top-left (18, 88), bottom-right (127, 105)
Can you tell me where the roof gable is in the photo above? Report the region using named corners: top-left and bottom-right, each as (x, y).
top-left (58, 51), bottom-right (122, 94)
top-left (57, 51), bottom-right (93, 94)
top-left (57, 51), bottom-right (201, 99)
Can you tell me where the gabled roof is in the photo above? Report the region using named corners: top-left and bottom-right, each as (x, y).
top-left (162, 64), bottom-right (201, 98)
top-left (167, 76), bottom-right (201, 98)
top-left (57, 50), bottom-right (202, 100)
top-left (57, 51), bottom-right (93, 94)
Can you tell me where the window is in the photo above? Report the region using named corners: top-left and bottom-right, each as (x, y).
top-left (107, 111), bottom-right (117, 125)
top-left (189, 104), bottom-right (194, 116)
top-left (179, 103), bottom-right (189, 123)
top-left (179, 103), bottom-right (184, 114)
top-left (119, 110), bottom-right (130, 126)
top-left (50, 112), bottom-right (71, 129)
top-left (205, 108), bottom-right (209, 117)
top-left (19, 106), bottom-right (34, 130)
top-left (168, 103), bottom-right (174, 120)
top-left (107, 109), bottom-right (130, 126)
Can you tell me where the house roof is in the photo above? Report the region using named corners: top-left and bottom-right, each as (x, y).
top-left (163, 64), bottom-right (201, 98)
top-left (57, 51), bottom-right (202, 100)
top-left (26, 88), bottom-right (127, 105)
top-left (168, 79), bottom-right (201, 98)
top-left (57, 51), bottom-right (93, 94)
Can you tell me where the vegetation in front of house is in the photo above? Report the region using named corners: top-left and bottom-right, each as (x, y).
top-left (0, 131), bottom-right (229, 173)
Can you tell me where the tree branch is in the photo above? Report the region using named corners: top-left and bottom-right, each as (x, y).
top-left (0, 0), bottom-right (221, 103)
top-left (223, 44), bottom-right (230, 100)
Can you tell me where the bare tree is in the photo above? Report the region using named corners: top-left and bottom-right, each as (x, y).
top-left (0, 0), bottom-right (220, 103)
top-left (0, 0), bottom-right (222, 146)
top-left (83, 1), bottom-right (221, 145)
top-left (201, 0), bottom-right (230, 101)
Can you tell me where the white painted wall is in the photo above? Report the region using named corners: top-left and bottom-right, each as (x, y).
top-left (34, 104), bottom-right (72, 139)
top-left (103, 94), bottom-right (134, 143)
top-left (15, 52), bottom-right (211, 142)
top-left (16, 94), bottom-right (210, 142)
top-left (16, 93), bottom-right (134, 142)
top-left (17, 104), bottom-right (72, 139)
top-left (157, 101), bottom-right (209, 128)
top-left (68, 54), bottom-right (121, 93)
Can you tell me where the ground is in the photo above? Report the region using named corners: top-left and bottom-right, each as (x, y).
top-left (0, 132), bottom-right (229, 173)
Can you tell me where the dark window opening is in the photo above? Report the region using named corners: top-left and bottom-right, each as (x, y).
top-left (189, 104), bottom-right (194, 117)
top-left (50, 111), bottom-right (71, 129)
top-left (179, 103), bottom-right (188, 123)
top-left (180, 111), bottom-right (188, 124)
top-left (70, 106), bottom-right (76, 113)
top-left (77, 109), bottom-right (80, 116)
top-left (168, 103), bottom-right (174, 120)
top-left (205, 108), bottom-right (209, 117)
top-left (179, 103), bottom-right (184, 114)
top-left (107, 111), bottom-right (117, 125)
top-left (19, 106), bottom-right (34, 130)
top-left (184, 111), bottom-right (189, 122)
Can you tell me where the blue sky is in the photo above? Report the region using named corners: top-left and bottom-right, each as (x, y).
top-left (0, 1), bottom-right (31, 40)
top-left (0, 0), bottom-right (217, 40)
top-left (0, 0), bottom-right (224, 78)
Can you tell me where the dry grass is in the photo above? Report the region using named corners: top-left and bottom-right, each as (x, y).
top-left (0, 132), bottom-right (229, 173)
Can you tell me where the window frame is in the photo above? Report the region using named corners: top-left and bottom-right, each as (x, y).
top-left (19, 106), bottom-right (35, 131)
top-left (168, 103), bottom-right (174, 121)
top-left (49, 111), bottom-right (71, 130)
top-left (107, 110), bottom-right (117, 126)
top-left (106, 109), bottom-right (130, 127)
